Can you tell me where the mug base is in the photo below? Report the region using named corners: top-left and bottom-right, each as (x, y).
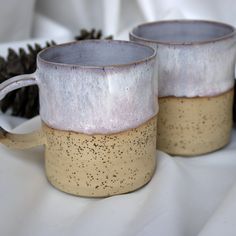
top-left (156, 88), bottom-right (234, 156)
top-left (43, 116), bottom-right (157, 197)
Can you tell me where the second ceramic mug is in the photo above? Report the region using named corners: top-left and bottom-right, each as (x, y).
top-left (130, 20), bottom-right (236, 156)
top-left (0, 40), bottom-right (158, 197)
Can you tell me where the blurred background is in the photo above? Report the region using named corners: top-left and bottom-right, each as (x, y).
top-left (1, 0), bottom-right (236, 43)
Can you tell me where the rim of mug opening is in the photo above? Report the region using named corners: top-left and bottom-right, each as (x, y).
top-left (129, 19), bottom-right (236, 45)
top-left (37, 39), bottom-right (156, 69)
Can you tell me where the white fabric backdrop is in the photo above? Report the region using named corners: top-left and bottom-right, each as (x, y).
top-left (1, 1), bottom-right (236, 236)
top-left (1, 0), bottom-right (236, 42)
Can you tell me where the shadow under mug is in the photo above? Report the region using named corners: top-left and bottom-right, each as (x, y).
top-left (0, 40), bottom-right (158, 197)
top-left (130, 20), bottom-right (236, 156)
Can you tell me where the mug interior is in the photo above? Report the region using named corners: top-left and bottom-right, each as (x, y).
top-left (131, 20), bottom-right (235, 44)
top-left (39, 40), bottom-right (155, 67)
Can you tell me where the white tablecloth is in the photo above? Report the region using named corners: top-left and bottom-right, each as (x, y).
top-left (0, 116), bottom-right (236, 236)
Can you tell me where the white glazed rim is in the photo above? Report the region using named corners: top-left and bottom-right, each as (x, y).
top-left (130, 19), bottom-right (236, 46)
top-left (37, 39), bottom-right (156, 69)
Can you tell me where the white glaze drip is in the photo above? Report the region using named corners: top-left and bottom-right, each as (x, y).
top-left (37, 61), bottom-right (157, 134)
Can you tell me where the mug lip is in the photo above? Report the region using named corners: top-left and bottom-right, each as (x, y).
top-left (37, 39), bottom-right (156, 69)
top-left (129, 19), bottom-right (236, 46)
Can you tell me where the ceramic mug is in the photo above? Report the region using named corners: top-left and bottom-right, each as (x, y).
top-left (0, 40), bottom-right (158, 197)
top-left (130, 20), bottom-right (236, 156)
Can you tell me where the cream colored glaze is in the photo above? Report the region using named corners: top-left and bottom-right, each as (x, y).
top-left (156, 88), bottom-right (234, 156)
top-left (43, 116), bottom-right (157, 197)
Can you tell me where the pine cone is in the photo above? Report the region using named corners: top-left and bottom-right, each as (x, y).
top-left (0, 42), bottom-right (55, 118)
top-left (75, 29), bottom-right (112, 40)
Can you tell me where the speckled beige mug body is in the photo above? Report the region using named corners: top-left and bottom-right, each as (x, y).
top-left (43, 116), bottom-right (157, 197)
top-left (130, 20), bottom-right (236, 156)
top-left (156, 89), bottom-right (234, 156)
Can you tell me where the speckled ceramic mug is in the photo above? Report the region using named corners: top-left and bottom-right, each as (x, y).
top-left (0, 40), bottom-right (158, 197)
top-left (130, 20), bottom-right (236, 156)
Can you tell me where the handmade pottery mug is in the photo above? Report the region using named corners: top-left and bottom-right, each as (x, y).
top-left (130, 20), bottom-right (236, 156)
top-left (0, 40), bottom-right (158, 197)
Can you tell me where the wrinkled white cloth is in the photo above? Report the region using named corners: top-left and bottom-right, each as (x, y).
top-left (0, 0), bottom-right (35, 42)
top-left (1, 0), bottom-right (236, 42)
top-left (1, 1), bottom-right (236, 235)
top-left (0, 116), bottom-right (236, 236)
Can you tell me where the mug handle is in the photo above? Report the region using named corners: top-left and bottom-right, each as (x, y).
top-left (0, 73), bottom-right (45, 149)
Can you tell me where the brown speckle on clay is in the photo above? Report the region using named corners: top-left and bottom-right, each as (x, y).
top-left (156, 88), bottom-right (234, 156)
top-left (43, 116), bottom-right (157, 197)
